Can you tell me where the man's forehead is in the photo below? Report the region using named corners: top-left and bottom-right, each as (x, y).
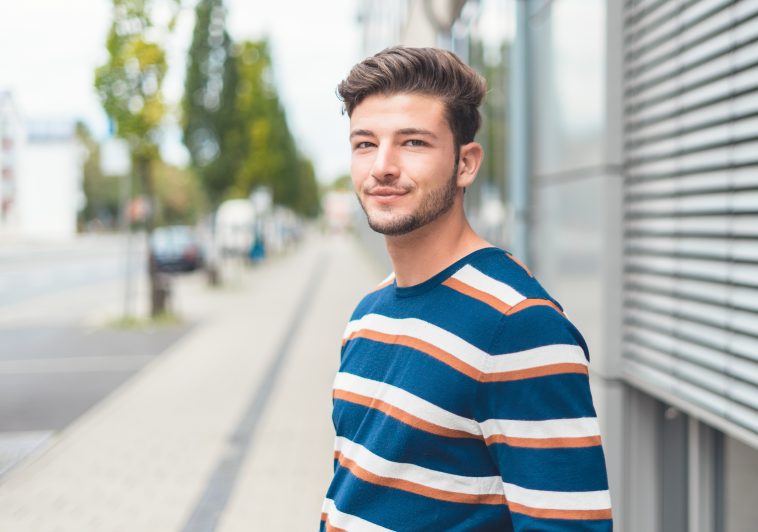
top-left (349, 93), bottom-right (448, 133)
top-left (350, 127), bottom-right (439, 139)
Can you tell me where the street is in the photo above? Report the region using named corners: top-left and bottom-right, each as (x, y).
top-left (0, 230), bottom-right (385, 531)
top-left (0, 234), bottom-right (194, 477)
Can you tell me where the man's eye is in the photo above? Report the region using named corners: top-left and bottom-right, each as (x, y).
top-left (354, 141), bottom-right (374, 149)
top-left (405, 139), bottom-right (427, 147)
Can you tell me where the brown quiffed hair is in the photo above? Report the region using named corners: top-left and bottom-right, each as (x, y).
top-left (337, 46), bottom-right (487, 151)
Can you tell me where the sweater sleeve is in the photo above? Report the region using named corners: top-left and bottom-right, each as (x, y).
top-left (475, 305), bottom-right (613, 532)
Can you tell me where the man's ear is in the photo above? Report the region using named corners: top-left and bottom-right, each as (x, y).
top-left (456, 142), bottom-right (484, 188)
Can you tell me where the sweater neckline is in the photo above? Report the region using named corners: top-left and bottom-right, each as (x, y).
top-left (392, 247), bottom-right (501, 298)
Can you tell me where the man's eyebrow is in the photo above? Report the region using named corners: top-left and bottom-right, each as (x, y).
top-left (397, 128), bottom-right (438, 139)
top-left (349, 129), bottom-right (373, 139)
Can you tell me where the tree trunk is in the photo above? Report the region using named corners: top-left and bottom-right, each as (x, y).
top-left (139, 156), bottom-right (170, 317)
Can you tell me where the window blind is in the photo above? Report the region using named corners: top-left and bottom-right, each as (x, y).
top-left (623, 0), bottom-right (758, 443)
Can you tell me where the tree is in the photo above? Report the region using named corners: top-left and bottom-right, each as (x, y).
top-left (330, 173), bottom-right (353, 192)
top-left (153, 161), bottom-right (206, 225)
top-left (231, 40), bottom-right (320, 216)
top-left (182, 0), bottom-right (239, 206)
top-left (294, 157), bottom-right (320, 218)
top-left (95, 0), bottom-right (178, 316)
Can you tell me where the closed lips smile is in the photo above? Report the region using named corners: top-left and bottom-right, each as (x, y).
top-left (368, 189), bottom-right (407, 204)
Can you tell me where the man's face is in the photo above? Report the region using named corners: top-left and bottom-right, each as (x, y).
top-left (349, 93), bottom-right (460, 236)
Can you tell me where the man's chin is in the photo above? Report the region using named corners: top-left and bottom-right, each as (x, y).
top-left (366, 214), bottom-right (421, 236)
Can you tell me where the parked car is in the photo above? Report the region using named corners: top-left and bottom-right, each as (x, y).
top-left (149, 225), bottom-right (204, 272)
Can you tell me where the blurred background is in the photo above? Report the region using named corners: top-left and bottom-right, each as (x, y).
top-left (1, 0), bottom-right (758, 531)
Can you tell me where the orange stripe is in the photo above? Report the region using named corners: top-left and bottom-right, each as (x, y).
top-left (442, 278), bottom-right (513, 314)
top-left (509, 502), bottom-right (612, 521)
top-left (506, 252), bottom-right (534, 277)
top-left (322, 515), bottom-right (348, 532)
top-left (506, 298), bottom-right (564, 316)
top-left (333, 389), bottom-right (479, 440)
top-left (344, 330), bottom-right (587, 382)
top-left (334, 451), bottom-right (507, 506)
top-left (345, 329), bottom-right (482, 380)
top-left (481, 362), bottom-right (588, 382)
top-left (441, 278), bottom-right (565, 320)
top-left (484, 435), bottom-right (602, 448)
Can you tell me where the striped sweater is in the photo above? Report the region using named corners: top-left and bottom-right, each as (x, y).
top-left (321, 247), bottom-right (612, 531)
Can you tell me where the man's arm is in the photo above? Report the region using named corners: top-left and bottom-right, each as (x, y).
top-left (476, 306), bottom-right (613, 531)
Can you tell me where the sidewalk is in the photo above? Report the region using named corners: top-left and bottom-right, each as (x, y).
top-left (0, 231), bottom-right (386, 532)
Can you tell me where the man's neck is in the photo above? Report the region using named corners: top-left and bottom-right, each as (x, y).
top-left (384, 208), bottom-right (491, 287)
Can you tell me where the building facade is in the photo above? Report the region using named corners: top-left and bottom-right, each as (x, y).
top-left (357, 1), bottom-right (758, 531)
top-left (0, 92), bottom-right (83, 241)
top-left (17, 120), bottom-right (83, 239)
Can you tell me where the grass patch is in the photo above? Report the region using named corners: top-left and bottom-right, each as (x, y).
top-left (108, 311), bottom-right (182, 330)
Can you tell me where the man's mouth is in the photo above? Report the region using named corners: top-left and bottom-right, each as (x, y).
top-left (368, 187), bottom-right (408, 197)
top-left (367, 187), bottom-right (408, 204)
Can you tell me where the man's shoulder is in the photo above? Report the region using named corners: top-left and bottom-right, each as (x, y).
top-left (451, 249), bottom-right (587, 356)
top-left (444, 247), bottom-right (563, 312)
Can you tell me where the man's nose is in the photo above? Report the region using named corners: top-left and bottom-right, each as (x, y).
top-left (370, 145), bottom-right (400, 182)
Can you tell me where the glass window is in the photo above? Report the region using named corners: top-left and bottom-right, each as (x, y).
top-left (463, 0), bottom-right (515, 246)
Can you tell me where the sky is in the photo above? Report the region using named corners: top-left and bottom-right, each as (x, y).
top-left (0, 0), bottom-right (361, 183)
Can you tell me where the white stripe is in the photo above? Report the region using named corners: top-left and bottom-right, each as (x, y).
top-left (342, 314), bottom-right (488, 369)
top-left (333, 372), bottom-right (481, 436)
top-left (479, 417), bottom-right (600, 440)
top-left (343, 314), bottom-right (587, 376)
top-left (488, 344), bottom-right (588, 374)
top-left (503, 482), bottom-right (612, 511)
top-left (451, 264), bottom-right (526, 306)
top-left (321, 498), bottom-right (392, 531)
top-left (335, 436), bottom-right (503, 497)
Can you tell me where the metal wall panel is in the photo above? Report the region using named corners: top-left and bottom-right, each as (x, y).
top-left (623, 0), bottom-right (758, 446)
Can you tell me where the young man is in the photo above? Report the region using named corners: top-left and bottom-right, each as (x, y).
top-left (321, 47), bottom-right (612, 531)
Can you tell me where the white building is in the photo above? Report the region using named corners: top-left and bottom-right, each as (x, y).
top-left (16, 120), bottom-right (83, 239)
top-left (357, 1), bottom-right (758, 531)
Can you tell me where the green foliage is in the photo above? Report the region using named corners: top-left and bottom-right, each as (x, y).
top-left (183, 4), bottom-right (320, 216)
top-left (152, 161), bottom-right (207, 225)
top-left (331, 173), bottom-right (353, 191)
top-left (294, 157), bottom-right (321, 217)
top-left (181, 0), bottom-right (239, 206)
top-left (230, 40), bottom-right (320, 216)
top-left (469, 39), bottom-right (509, 188)
top-left (94, 0), bottom-right (177, 160)
top-left (95, 0), bottom-right (182, 226)
top-left (76, 122), bottom-right (121, 228)
top-left (182, 10), bottom-right (321, 216)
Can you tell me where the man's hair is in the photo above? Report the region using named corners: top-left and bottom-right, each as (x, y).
top-left (337, 46), bottom-right (487, 151)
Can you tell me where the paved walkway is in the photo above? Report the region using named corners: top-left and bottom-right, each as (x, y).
top-left (0, 232), bottom-right (385, 532)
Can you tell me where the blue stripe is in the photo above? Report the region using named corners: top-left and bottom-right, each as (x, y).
top-left (327, 467), bottom-right (515, 531)
top-left (476, 374), bottom-right (598, 421)
top-left (490, 445), bottom-right (610, 491)
top-left (510, 513), bottom-right (612, 531)
top-left (489, 305), bottom-right (588, 355)
top-left (333, 400), bottom-right (497, 477)
top-left (340, 340), bottom-right (478, 417)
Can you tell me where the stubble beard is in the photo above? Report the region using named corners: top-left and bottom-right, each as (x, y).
top-left (358, 159), bottom-right (460, 237)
